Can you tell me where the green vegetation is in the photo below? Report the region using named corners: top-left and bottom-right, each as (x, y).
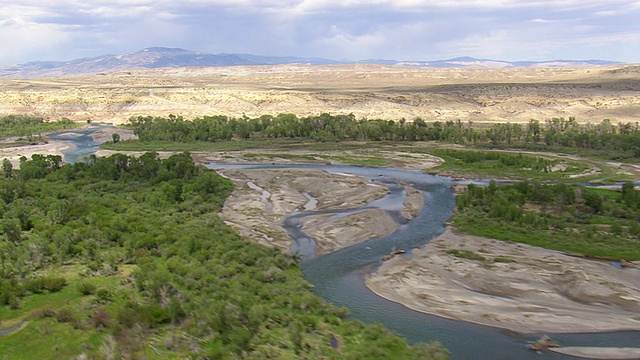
top-left (0, 153), bottom-right (447, 359)
top-left (446, 249), bottom-right (486, 261)
top-left (242, 152), bottom-right (392, 167)
top-left (446, 249), bottom-right (515, 263)
top-left (453, 180), bottom-right (640, 260)
top-left (0, 116), bottom-right (80, 141)
top-left (492, 256), bottom-right (515, 263)
top-left (115, 114), bottom-right (640, 161)
top-left (429, 148), bottom-right (592, 181)
top-left (98, 113), bottom-right (637, 183)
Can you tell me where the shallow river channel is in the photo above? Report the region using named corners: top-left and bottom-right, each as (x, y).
top-left (53, 126), bottom-right (640, 360)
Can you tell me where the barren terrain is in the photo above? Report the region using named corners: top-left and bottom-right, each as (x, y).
top-left (1, 64), bottom-right (638, 123)
top-left (217, 168), bottom-right (418, 255)
top-left (366, 229), bottom-right (640, 334)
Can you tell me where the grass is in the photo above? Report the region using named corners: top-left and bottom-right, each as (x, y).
top-left (427, 148), bottom-right (593, 181)
top-left (0, 318), bottom-right (102, 359)
top-left (493, 256), bottom-right (515, 263)
top-left (446, 249), bottom-right (515, 263)
top-left (101, 138), bottom-right (636, 183)
top-left (243, 152), bottom-right (392, 167)
top-left (477, 142), bottom-right (640, 163)
top-left (0, 140), bottom-right (33, 149)
top-left (0, 265), bottom-right (141, 360)
top-left (446, 249), bottom-right (486, 261)
top-left (452, 213), bottom-right (640, 260)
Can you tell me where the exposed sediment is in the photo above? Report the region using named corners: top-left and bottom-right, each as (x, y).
top-left (219, 168), bottom-right (420, 254)
top-left (366, 228), bottom-right (640, 334)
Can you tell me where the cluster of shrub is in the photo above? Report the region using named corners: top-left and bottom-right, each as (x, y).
top-left (0, 153), bottom-right (448, 359)
top-left (0, 115), bottom-right (78, 139)
top-left (127, 114), bottom-right (640, 158)
top-left (455, 180), bottom-right (640, 259)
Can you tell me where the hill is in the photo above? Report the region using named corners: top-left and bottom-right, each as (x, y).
top-left (0, 47), bottom-right (621, 78)
top-left (0, 63), bottom-right (638, 124)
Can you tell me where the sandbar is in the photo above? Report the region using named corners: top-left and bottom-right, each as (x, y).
top-left (366, 228), bottom-right (640, 334)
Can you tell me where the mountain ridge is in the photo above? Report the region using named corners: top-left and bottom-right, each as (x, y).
top-left (0, 47), bottom-right (622, 78)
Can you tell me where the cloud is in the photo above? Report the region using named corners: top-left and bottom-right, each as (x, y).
top-left (0, 0), bottom-right (638, 64)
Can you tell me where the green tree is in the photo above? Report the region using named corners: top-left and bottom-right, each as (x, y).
top-left (1, 159), bottom-right (12, 178)
top-left (1, 217), bottom-right (21, 243)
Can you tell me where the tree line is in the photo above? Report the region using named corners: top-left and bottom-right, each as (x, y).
top-left (127, 114), bottom-right (640, 159)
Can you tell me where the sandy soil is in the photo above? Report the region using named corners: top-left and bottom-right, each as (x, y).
top-left (91, 127), bottom-right (137, 142)
top-left (191, 148), bottom-right (443, 172)
top-left (401, 182), bottom-right (425, 219)
top-left (1, 64), bottom-right (638, 124)
top-left (0, 126), bottom-right (137, 167)
top-left (366, 229), bottom-right (640, 334)
top-left (0, 139), bottom-right (72, 167)
top-left (550, 347), bottom-right (640, 359)
top-left (302, 208), bottom-right (398, 255)
top-left (218, 168), bottom-right (423, 254)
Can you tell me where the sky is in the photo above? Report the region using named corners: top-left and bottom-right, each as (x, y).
top-left (1, 0), bottom-right (639, 65)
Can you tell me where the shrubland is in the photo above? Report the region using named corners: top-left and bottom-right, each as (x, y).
top-left (453, 180), bottom-right (640, 260)
top-left (0, 116), bottom-right (80, 142)
top-left (0, 153), bottom-right (447, 359)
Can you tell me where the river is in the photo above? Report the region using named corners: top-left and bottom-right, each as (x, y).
top-left (52, 126), bottom-right (640, 360)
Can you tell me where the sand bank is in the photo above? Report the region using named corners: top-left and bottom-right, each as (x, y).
top-left (550, 347), bottom-right (640, 359)
top-left (366, 229), bottom-right (640, 334)
top-left (219, 168), bottom-right (424, 254)
top-left (0, 139), bottom-right (73, 167)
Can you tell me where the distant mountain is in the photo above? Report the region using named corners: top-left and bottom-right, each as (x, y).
top-left (391, 56), bottom-right (621, 69)
top-left (0, 47), bottom-right (622, 78)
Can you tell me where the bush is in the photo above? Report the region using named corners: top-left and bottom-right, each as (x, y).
top-left (90, 309), bottom-right (111, 329)
top-left (26, 276), bottom-right (67, 293)
top-left (96, 288), bottom-right (111, 302)
top-left (77, 281), bottom-right (97, 295)
top-left (32, 307), bottom-right (57, 319)
top-left (55, 308), bottom-right (75, 323)
top-left (141, 304), bottom-right (172, 327)
top-left (0, 279), bottom-right (24, 305)
top-left (42, 276), bottom-right (67, 292)
top-left (116, 305), bottom-right (137, 328)
top-left (24, 278), bottom-right (45, 294)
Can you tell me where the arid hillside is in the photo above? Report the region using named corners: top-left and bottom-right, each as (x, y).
top-left (0, 64), bottom-right (638, 124)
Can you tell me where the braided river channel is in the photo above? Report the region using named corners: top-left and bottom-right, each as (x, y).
top-left (54, 125), bottom-right (640, 360)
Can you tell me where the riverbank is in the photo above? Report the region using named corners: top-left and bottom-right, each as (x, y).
top-left (218, 168), bottom-right (421, 254)
top-left (366, 228), bottom-right (640, 334)
top-left (0, 138), bottom-right (73, 167)
top-left (0, 126), bottom-right (137, 167)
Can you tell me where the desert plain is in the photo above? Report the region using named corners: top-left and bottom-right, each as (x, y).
top-left (0, 64), bottom-right (639, 124)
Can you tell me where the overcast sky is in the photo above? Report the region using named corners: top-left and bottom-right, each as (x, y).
top-left (1, 0), bottom-right (639, 65)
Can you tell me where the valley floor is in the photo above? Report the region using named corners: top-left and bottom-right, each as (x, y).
top-left (4, 128), bottom-right (640, 358)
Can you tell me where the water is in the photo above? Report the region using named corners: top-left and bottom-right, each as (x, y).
top-left (47, 124), bottom-right (110, 163)
top-left (209, 163), bottom-right (640, 360)
top-left (48, 127), bottom-right (640, 360)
